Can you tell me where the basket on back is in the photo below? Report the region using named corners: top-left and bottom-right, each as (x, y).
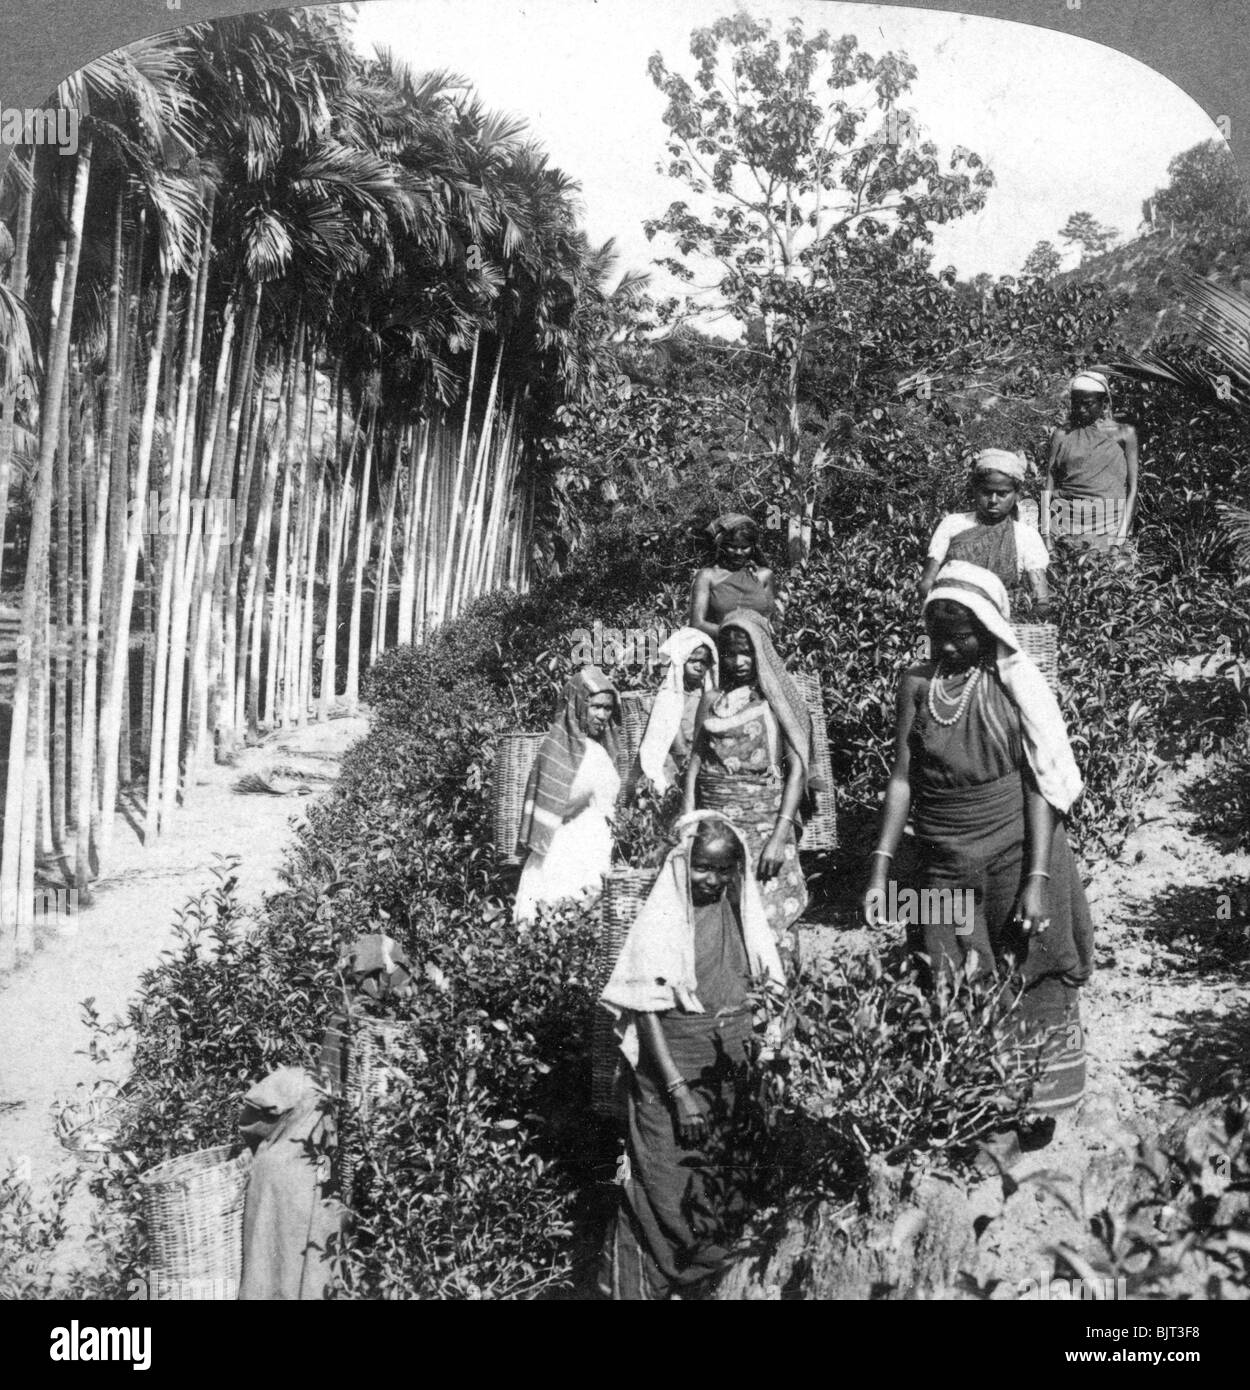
top-left (1015, 621), bottom-right (1059, 695)
top-left (591, 867), bottom-right (659, 1117)
top-left (140, 1144), bottom-right (252, 1299)
top-left (617, 690), bottom-right (655, 767)
top-left (492, 732), bottom-right (545, 865)
top-left (795, 671), bottom-right (837, 850)
top-left (334, 1015), bottom-right (410, 1201)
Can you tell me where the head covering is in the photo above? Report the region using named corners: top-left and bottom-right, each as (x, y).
top-left (706, 511), bottom-right (758, 547)
top-left (1069, 371), bottom-right (1109, 395)
top-left (972, 448), bottom-right (1027, 484)
top-left (517, 666), bottom-right (621, 856)
top-left (924, 561), bottom-right (1083, 814)
top-left (718, 608), bottom-right (827, 794)
top-left (637, 627), bottom-right (718, 790)
top-left (600, 811), bottom-right (785, 1064)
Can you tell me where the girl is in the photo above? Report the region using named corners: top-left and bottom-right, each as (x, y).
top-left (684, 607), bottom-right (821, 940)
top-left (863, 561), bottom-right (1095, 1126)
top-left (689, 512), bottom-right (782, 637)
top-left (636, 626), bottom-right (718, 793)
top-left (1042, 371), bottom-right (1139, 552)
top-left (920, 449), bottom-right (1051, 615)
top-left (514, 666), bottom-right (622, 924)
top-left (599, 812), bottom-right (784, 1300)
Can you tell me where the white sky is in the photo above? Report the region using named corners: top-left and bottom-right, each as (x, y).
top-left (350, 0), bottom-right (1222, 309)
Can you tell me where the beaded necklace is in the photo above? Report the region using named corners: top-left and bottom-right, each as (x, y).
top-left (926, 662), bottom-right (982, 727)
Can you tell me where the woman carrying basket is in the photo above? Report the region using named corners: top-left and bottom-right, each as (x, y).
top-left (598, 812), bottom-right (784, 1300)
top-left (862, 562), bottom-right (1095, 1130)
top-left (514, 666), bottom-right (622, 925)
top-left (683, 608), bottom-right (822, 942)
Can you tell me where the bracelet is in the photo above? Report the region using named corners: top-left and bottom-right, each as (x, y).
top-left (871, 849), bottom-right (893, 861)
top-left (1027, 869), bottom-right (1050, 879)
top-left (776, 814), bottom-right (796, 826)
top-left (666, 1077), bottom-right (689, 1095)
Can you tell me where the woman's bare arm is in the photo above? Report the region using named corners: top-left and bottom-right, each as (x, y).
top-left (688, 568), bottom-right (719, 638)
top-left (863, 670), bottom-right (922, 923)
top-left (681, 691), bottom-right (715, 814)
top-left (1119, 423), bottom-right (1139, 537)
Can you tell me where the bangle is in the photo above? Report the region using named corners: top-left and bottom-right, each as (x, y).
top-left (871, 849), bottom-right (893, 861)
top-left (1027, 869), bottom-right (1050, 879)
top-left (776, 814), bottom-right (795, 826)
top-left (666, 1077), bottom-right (688, 1095)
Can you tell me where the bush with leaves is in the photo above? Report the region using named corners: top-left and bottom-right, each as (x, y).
top-left (757, 946), bottom-right (1038, 1202)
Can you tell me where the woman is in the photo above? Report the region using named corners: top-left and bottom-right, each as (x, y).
top-left (689, 512), bottom-right (782, 637)
top-left (599, 812), bottom-right (784, 1300)
top-left (636, 626), bottom-right (718, 793)
top-left (920, 449), bottom-right (1051, 616)
top-left (684, 607), bottom-right (821, 941)
top-left (514, 666), bottom-right (622, 925)
top-left (863, 561), bottom-right (1094, 1126)
top-left (1042, 371), bottom-right (1139, 552)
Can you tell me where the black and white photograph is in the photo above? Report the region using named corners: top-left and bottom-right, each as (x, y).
top-left (0, 0), bottom-right (1246, 1325)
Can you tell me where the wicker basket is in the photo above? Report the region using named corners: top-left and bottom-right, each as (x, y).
top-left (492, 732), bottom-right (545, 864)
top-left (617, 690), bottom-right (655, 766)
top-left (140, 1145), bottom-right (252, 1300)
top-left (1016, 621), bottom-right (1059, 695)
top-left (591, 867), bottom-right (659, 1117)
top-left (795, 671), bottom-right (837, 850)
top-left (339, 1016), bottom-right (410, 1198)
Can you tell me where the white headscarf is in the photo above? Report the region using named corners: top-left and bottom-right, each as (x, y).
top-left (600, 812), bottom-right (784, 1066)
top-left (925, 561), bottom-right (1084, 815)
top-left (637, 627), bottom-right (718, 790)
top-left (973, 448), bottom-right (1027, 483)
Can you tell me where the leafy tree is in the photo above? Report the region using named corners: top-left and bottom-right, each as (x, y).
top-left (1021, 239), bottom-right (1061, 281)
top-left (1059, 210), bottom-right (1119, 262)
top-left (644, 13), bottom-right (993, 559)
top-left (1151, 140), bottom-right (1248, 238)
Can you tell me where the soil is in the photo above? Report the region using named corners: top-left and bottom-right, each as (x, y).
top-left (0, 711), bottom-right (370, 1283)
top-left (735, 753), bottom-right (1250, 1299)
top-left (3, 709), bottom-right (1246, 1299)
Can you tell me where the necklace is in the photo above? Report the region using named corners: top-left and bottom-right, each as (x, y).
top-left (926, 663), bottom-right (981, 726)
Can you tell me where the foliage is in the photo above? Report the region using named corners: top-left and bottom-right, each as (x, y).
top-left (759, 946), bottom-right (1037, 1195)
top-left (1021, 240), bottom-right (1061, 282)
top-left (1060, 211), bottom-right (1120, 261)
top-left (0, 1168), bottom-right (78, 1300)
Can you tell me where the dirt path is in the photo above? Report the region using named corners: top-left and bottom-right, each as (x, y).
top-left (0, 713), bottom-right (369, 1258)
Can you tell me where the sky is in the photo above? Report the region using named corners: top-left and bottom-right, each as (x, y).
top-left (350, 0), bottom-right (1223, 313)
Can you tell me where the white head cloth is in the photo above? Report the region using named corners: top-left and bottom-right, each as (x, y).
top-left (1070, 370), bottom-right (1110, 395)
top-left (924, 560), bottom-right (1084, 815)
top-left (637, 627), bottom-right (717, 790)
top-left (973, 448), bottom-right (1027, 483)
top-left (599, 811), bottom-right (784, 1066)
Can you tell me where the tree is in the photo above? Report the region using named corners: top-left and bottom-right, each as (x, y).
top-left (1059, 210), bottom-right (1119, 262)
top-left (645, 13), bottom-right (993, 559)
top-left (1021, 239), bottom-right (1061, 281)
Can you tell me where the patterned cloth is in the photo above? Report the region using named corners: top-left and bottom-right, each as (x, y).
top-left (517, 666), bottom-right (621, 856)
top-left (695, 689), bottom-right (807, 937)
top-left (717, 608), bottom-right (825, 795)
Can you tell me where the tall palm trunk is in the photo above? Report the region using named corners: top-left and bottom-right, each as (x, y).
top-left (0, 134), bottom-right (91, 963)
top-left (0, 144), bottom-right (34, 563)
top-left (371, 462), bottom-right (397, 662)
top-left (75, 387), bottom-right (106, 898)
top-left (343, 408), bottom-right (376, 711)
top-left (96, 257), bottom-right (172, 863)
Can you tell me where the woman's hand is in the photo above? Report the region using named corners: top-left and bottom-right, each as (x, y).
top-left (862, 863), bottom-right (892, 928)
top-left (671, 1083), bottom-right (709, 1146)
top-left (562, 792), bottom-right (592, 823)
top-left (758, 828), bottom-right (787, 881)
top-left (1015, 875), bottom-right (1050, 935)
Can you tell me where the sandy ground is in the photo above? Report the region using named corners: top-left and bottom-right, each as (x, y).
top-left (0, 712), bottom-right (370, 1250)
